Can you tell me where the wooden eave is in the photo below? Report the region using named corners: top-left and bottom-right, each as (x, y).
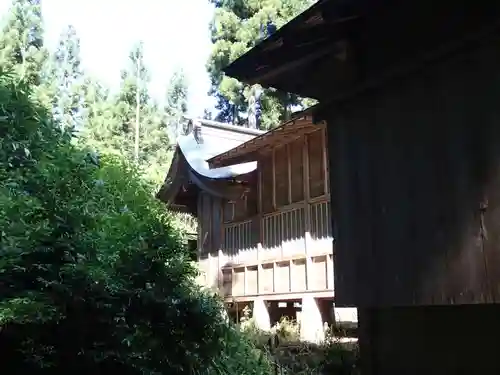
top-left (224, 0), bottom-right (500, 101)
top-left (208, 115), bottom-right (321, 168)
top-left (222, 0), bottom-right (361, 99)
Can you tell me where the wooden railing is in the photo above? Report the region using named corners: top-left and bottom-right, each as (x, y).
top-left (262, 206), bottom-right (306, 259)
top-left (210, 199), bottom-right (334, 301)
top-left (222, 219), bottom-right (256, 265)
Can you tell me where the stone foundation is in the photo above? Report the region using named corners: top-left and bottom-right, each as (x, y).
top-left (300, 296), bottom-right (324, 343)
top-left (252, 297), bottom-right (271, 331)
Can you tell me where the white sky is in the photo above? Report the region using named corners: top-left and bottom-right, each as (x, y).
top-left (0, 0), bottom-right (215, 116)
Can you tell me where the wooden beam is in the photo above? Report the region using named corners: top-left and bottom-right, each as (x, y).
top-left (224, 290), bottom-right (334, 303)
top-left (303, 134), bottom-right (312, 291)
top-left (225, 15), bottom-right (357, 84)
top-left (327, 254), bottom-right (334, 290)
top-left (272, 148), bottom-right (276, 210)
top-left (257, 245), bottom-right (263, 294)
top-left (257, 163), bottom-right (263, 294)
top-left (322, 127), bottom-right (329, 195)
top-left (287, 143), bottom-right (292, 205)
top-left (244, 266), bottom-right (248, 295)
top-left (273, 262), bottom-right (277, 293)
top-left (258, 164), bottom-right (262, 214)
top-left (220, 249), bottom-right (333, 269)
top-left (210, 121), bottom-right (318, 168)
top-left (304, 134), bottom-right (311, 201)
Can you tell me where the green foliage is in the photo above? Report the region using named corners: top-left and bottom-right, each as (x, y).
top-left (164, 68), bottom-right (189, 142)
top-left (274, 316), bottom-right (300, 342)
top-left (207, 0), bottom-right (315, 129)
top-left (0, 70), bottom-right (257, 374)
top-left (43, 24), bottom-right (85, 131)
top-left (0, 4), bottom-right (317, 375)
top-left (0, 0), bottom-right (47, 85)
top-left (78, 42), bottom-right (174, 187)
top-left (204, 323), bottom-right (273, 375)
top-left (238, 316), bottom-right (359, 374)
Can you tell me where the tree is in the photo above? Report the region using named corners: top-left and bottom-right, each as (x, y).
top-left (80, 42), bottom-right (152, 165)
top-left (207, 0), bottom-right (315, 129)
top-left (128, 41), bottom-right (148, 163)
top-left (164, 68), bottom-right (188, 142)
top-left (79, 43), bottom-right (172, 186)
top-left (0, 0), bottom-right (47, 85)
top-left (0, 68), bottom-right (272, 375)
top-left (47, 25), bottom-right (85, 131)
top-left (78, 76), bottom-right (125, 156)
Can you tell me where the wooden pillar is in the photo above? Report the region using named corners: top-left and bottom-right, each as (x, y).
top-left (303, 133), bottom-right (312, 290)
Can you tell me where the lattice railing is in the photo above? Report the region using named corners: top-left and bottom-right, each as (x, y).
top-left (262, 207), bottom-right (306, 257)
top-left (222, 220), bottom-right (255, 264)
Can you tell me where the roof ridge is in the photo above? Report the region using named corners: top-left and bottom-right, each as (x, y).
top-left (183, 116), bottom-right (266, 136)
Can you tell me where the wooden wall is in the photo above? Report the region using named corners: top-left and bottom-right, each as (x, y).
top-left (196, 125), bottom-right (337, 300)
top-left (327, 31), bottom-right (500, 307)
top-left (260, 128), bottom-right (328, 215)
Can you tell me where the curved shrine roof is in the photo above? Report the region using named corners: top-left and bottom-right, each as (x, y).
top-left (156, 118), bottom-right (264, 210)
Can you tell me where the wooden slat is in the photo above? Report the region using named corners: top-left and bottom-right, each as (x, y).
top-left (274, 145), bottom-right (289, 208)
top-left (290, 138), bottom-right (305, 203)
top-left (261, 154), bottom-right (273, 213)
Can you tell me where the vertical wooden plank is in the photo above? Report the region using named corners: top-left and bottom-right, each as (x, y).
top-left (207, 252), bottom-right (212, 288)
top-left (327, 254), bottom-right (334, 290)
top-left (212, 197), bottom-right (222, 291)
top-left (307, 130), bottom-right (326, 198)
top-left (256, 163), bottom-right (263, 293)
top-left (345, 106), bottom-right (376, 306)
top-left (321, 126), bottom-right (329, 196)
top-left (368, 80), bottom-right (412, 306)
top-left (303, 135), bottom-right (312, 290)
top-left (218, 249), bottom-right (223, 290)
top-left (483, 118), bottom-right (500, 303)
top-left (258, 162), bottom-right (263, 214)
top-left (433, 63), bottom-right (488, 305)
top-left (326, 107), bottom-right (363, 305)
top-left (257, 254), bottom-right (262, 293)
top-left (470, 47), bottom-right (500, 303)
top-left (272, 148), bottom-right (276, 210)
top-left (273, 262), bottom-right (277, 293)
top-left (287, 144), bottom-right (292, 204)
top-left (244, 266), bottom-right (248, 295)
top-left (231, 268), bottom-right (235, 296)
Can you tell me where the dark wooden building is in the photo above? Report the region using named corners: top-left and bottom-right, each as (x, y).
top-left (224, 0), bottom-right (500, 373)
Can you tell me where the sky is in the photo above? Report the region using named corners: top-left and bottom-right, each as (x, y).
top-left (0, 0), bottom-right (216, 117)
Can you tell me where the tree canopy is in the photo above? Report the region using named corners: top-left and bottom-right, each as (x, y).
top-left (206, 0), bottom-right (316, 129)
top-left (0, 1), bottom-right (272, 374)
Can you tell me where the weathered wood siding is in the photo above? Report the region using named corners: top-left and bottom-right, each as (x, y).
top-left (327, 33), bottom-right (500, 307)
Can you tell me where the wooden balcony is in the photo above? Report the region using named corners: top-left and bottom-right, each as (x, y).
top-left (198, 198), bottom-right (334, 302)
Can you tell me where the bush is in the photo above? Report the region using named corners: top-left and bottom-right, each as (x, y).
top-left (0, 71), bottom-right (270, 374)
top-left (238, 316), bottom-right (359, 374)
top-left (205, 318), bottom-right (272, 375)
